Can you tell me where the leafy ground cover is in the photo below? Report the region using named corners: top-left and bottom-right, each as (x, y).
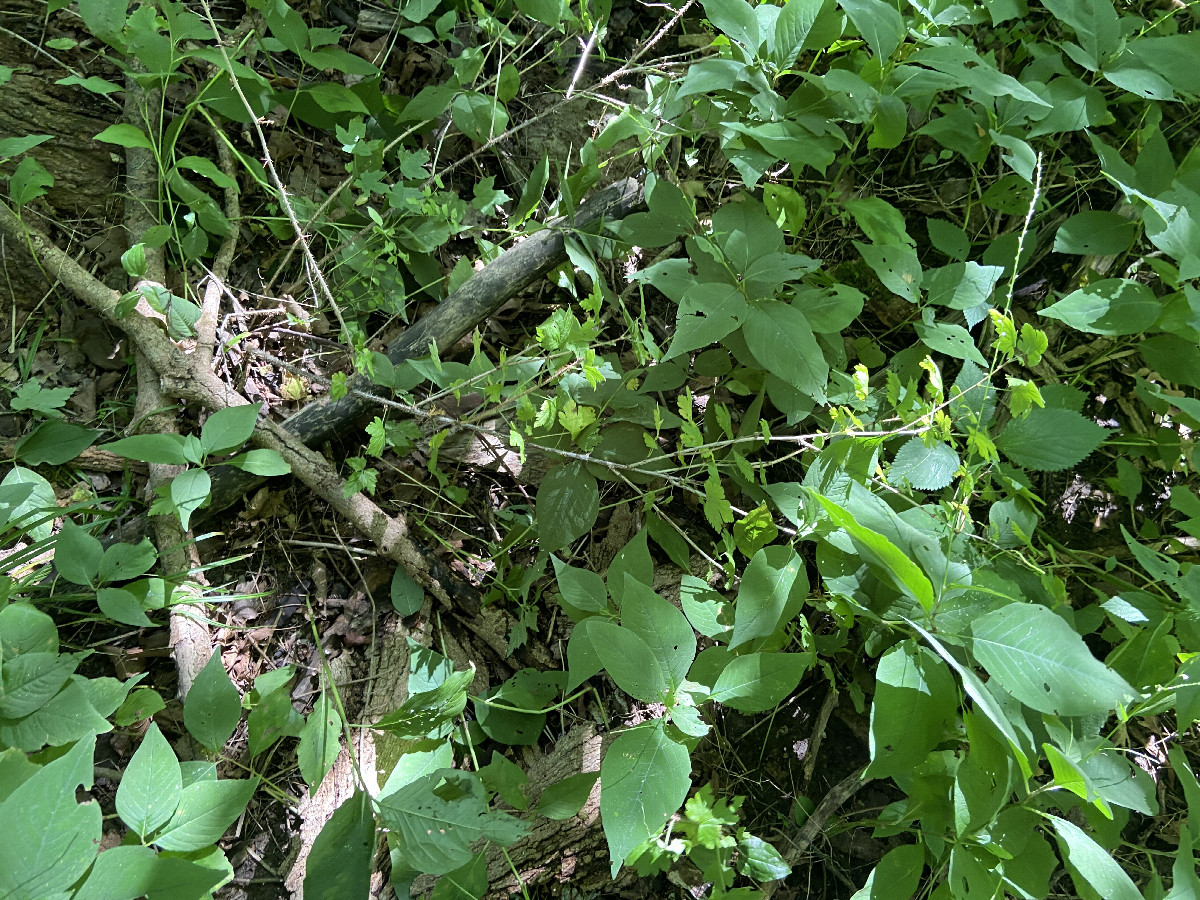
top-left (2, 0), bottom-right (1200, 897)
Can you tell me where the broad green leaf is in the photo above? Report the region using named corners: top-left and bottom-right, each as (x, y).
top-left (922, 262), bottom-right (1004, 310)
top-left (152, 777), bottom-right (256, 851)
top-left (845, 196), bottom-right (913, 248)
top-left (377, 769), bottom-right (527, 875)
top-left (606, 529), bottom-right (653, 608)
top-left (0, 652), bottom-right (77, 718)
top-left (102, 433), bottom-right (194, 466)
top-left (14, 421), bottom-right (100, 465)
top-left (1140, 334), bottom-right (1200, 389)
top-left (99, 538), bottom-right (157, 583)
top-left (54, 519), bottom-right (103, 586)
top-left (970, 603), bottom-right (1137, 716)
top-left (1, 467), bottom-right (56, 541)
top-left (375, 667), bottom-right (473, 739)
top-left (847, 843), bottom-right (925, 900)
top-left (537, 771), bottom-right (599, 820)
top-left (995, 407), bottom-right (1108, 472)
top-left (914, 311), bottom-right (988, 365)
top-left (0, 736), bottom-right (99, 900)
top-left (199, 402), bottom-right (261, 455)
top-left (908, 620), bottom-right (1033, 780)
top-left (730, 545), bottom-right (807, 649)
top-left (1053, 210), bottom-right (1138, 255)
top-left (430, 851), bottom-right (487, 900)
top-left (1050, 815), bottom-right (1142, 900)
top-left (173, 155), bottom-right (239, 191)
top-left (0, 133), bottom-right (51, 158)
top-left (600, 722), bottom-right (691, 876)
top-left (170, 468), bottom-right (211, 530)
top-left (926, 217), bottom-right (970, 260)
top-left (222, 448), bottom-right (291, 476)
top-left (619, 575), bottom-right (696, 687)
top-left (773, 0), bottom-right (825, 70)
top-left (700, 0), bottom-right (760, 51)
top-left (7, 157), bottom-right (51, 208)
top-left (474, 669), bottom-right (563, 746)
top-left (1040, 278), bottom-right (1160, 336)
top-left (710, 651), bottom-right (809, 713)
top-left (451, 92), bottom-right (508, 141)
top-left (589, 620), bottom-right (671, 703)
top-left (743, 302), bottom-right (828, 399)
top-left (866, 642), bottom-right (956, 781)
top-left (298, 692), bottom-right (343, 794)
top-left (811, 492), bottom-right (935, 612)
top-left (477, 752), bottom-right (529, 810)
top-left (1042, 0), bottom-right (1121, 70)
top-left (305, 791), bottom-right (374, 900)
top-left (94, 122), bottom-right (154, 149)
top-left (666, 283), bottom-right (748, 358)
top-left (553, 555), bottom-right (608, 620)
top-left (184, 653), bottom-right (242, 751)
top-left (838, 0), bottom-right (904, 61)
top-left (854, 241), bottom-right (921, 301)
top-left (795, 283), bottom-right (864, 333)
top-left (299, 81), bottom-right (368, 114)
top-left (537, 462), bottom-right (599, 552)
top-left (73, 846), bottom-right (224, 900)
top-left (888, 437), bottom-right (959, 491)
top-left (390, 567), bottom-right (424, 616)
top-left (680, 575), bottom-right (732, 641)
top-left (116, 722), bottom-right (182, 838)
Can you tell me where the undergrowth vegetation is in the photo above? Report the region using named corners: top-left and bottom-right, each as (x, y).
top-left (2, 0), bottom-right (1200, 897)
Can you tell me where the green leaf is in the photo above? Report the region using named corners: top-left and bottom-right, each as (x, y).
top-left (537, 462), bottom-right (599, 552)
top-left (1040, 279), bottom-right (1160, 336)
top-left (223, 448), bottom-right (291, 476)
top-left (0, 652), bottom-right (77, 718)
top-left (926, 218), bottom-right (970, 260)
top-left (114, 687), bottom-right (166, 726)
top-left (847, 843), bottom-right (925, 900)
top-left (737, 832), bottom-right (791, 881)
top-left (97, 587), bottom-right (154, 627)
top-left (94, 122), bottom-right (154, 149)
top-left (811, 492), bottom-right (936, 612)
top-left (773, 0), bottom-right (825, 69)
top-left (99, 538), bottom-right (157, 583)
top-left (184, 653), bottom-right (242, 751)
top-left (8, 380), bottom-right (73, 416)
top-left (152, 777), bottom-right (256, 852)
top-left (72, 846), bottom-right (224, 900)
top-left (1, 467), bottom-right (56, 541)
top-left (116, 722), bottom-right (182, 838)
top-left (102, 433), bottom-right (194, 466)
top-left (515, 0), bottom-right (567, 27)
top-left (865, 642), bottom-right (956, 780)
top-left (54, 519), bottom-right (103, 586)
top-left (1053, 210), bottom-right (1138, 256)
top-left (390, 567), bottom-right (425, 616)
top-left (888, 437), bottom-right (960, 491)
top-left (923, 262), bottom-right (1004, 310)
top-left (374, 667), bottom-right (473, 738)
top-left (666, 283), bottom-right (748, 359)
top-left (430, 852), bottom-right (487, 900)
top-left (845, 196), bottom-right (914, 249)
top-left (170, 468), bottom-right (211, 530)
top-left (298, 692), bottom-right (343, 794)
top-left (1050, 815), bottom-right (1142, 900)
top-left (606, 529), bottom-right (653, 608)
top-left (854, 241), bottom-right (921, 302)
top-left (730, 545), bottom-right (807, 649)
top-left (589, 620), bottom-right (671, 703)
top-left (743, 302), bottom-right (829, 399)
top-left (9, 155), bottom-right (54, 208)
top-left (537, 771), bottom-right (599, 820)
top-left (0, 735), bottom-right (99, 900)
top-left (512, 153), bottom-right (549, 224)
top-left (552, 556), bottom-right (609, 620)
top-left (710, 651), bottom-right (809, 713)
top-left (838, 0), bottom-right (904, 60)
top-left (700, 0), bottom-right (760, 50)
top-left (0, 134), bottom-right (51, 159)
top-left (970, 603), bottom-right (1138, 716)
top-left (600, 721), bottom-right (691, 876)
top-left (995, 407), bottom-right (1108, 472)
top-left (377, 769), bottom-right (527, 875)
top-left (15, 422), bottom-right (98, 468)
top-left (451, 92), bottom-right (508, 141)
top-left (1042, 0), bottom-right (1121, 70)
top-left (298, 81), bottom-right (368, 114)
top-left (914, 311), bottom-right (988, 365)
top-left (619, 575), bottom-right (697, 688)
top-left (199, 403), bottom-right (260, 455)
top-left (305, 791), bottom-right (375, 900)
top-left (1141, 334), bottom-right (1200, 389)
